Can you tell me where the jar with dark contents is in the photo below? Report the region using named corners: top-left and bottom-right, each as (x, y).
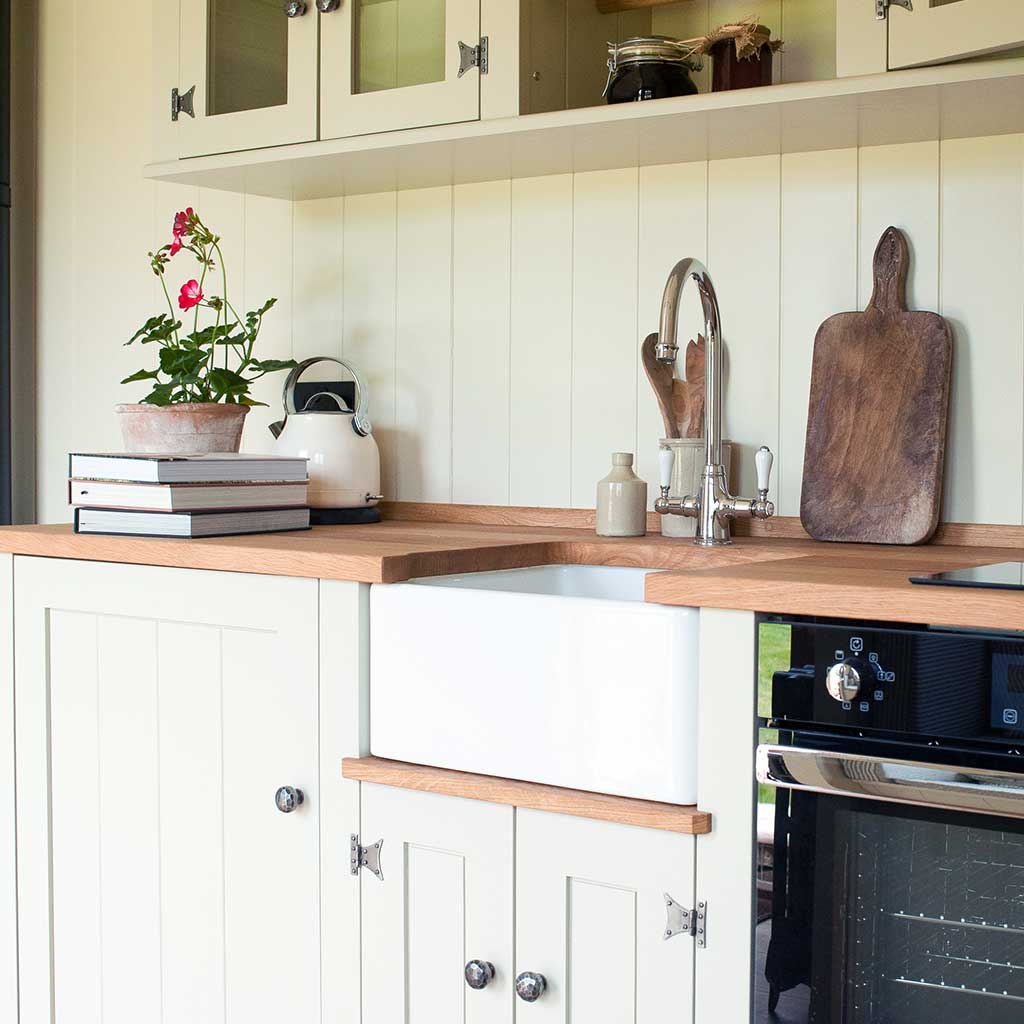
top-left (604, 36), bottom-right (701, 104)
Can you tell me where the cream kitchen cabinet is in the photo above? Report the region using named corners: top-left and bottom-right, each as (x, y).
top-left (12, 557), bottom-right (364, 1024)
top-left (838, 0), bottom-right (1024, 77)
top-left (358, 783), bottom-right (697, 1022)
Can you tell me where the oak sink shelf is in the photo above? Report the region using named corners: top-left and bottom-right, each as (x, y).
top-left (143, 58), bottom-right (1024, 201)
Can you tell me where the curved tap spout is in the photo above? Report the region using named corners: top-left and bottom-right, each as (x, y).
top-left (655, 257), bottom-right (724, 469)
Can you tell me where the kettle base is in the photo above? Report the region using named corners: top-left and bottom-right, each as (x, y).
top-left (310, 507), bottom-right (382, 526)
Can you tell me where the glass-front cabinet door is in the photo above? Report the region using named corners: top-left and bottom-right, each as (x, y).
top-left (320, 0), bottom-right (482, 140)
top-left (176, 0), bottom-right (319, 158)
top-left (888, 0), bottom-right (1024, 70)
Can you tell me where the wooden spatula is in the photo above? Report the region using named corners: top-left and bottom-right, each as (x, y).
top-left (673, 335), bottom-right (705, 439)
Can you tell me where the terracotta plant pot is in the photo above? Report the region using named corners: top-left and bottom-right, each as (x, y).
top-left (116, 403), bottom-right (250, 455)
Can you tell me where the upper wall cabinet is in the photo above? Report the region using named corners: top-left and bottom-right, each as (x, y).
top-left (176, 0), bottom-right (319, 158)
top-left (320, 0), bottom-right (483, 140)
top-left (887, 0), bottom-right (1024, 70)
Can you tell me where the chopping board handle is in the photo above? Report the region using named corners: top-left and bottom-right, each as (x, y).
top-left (867, 225), bottom-right (910, 315)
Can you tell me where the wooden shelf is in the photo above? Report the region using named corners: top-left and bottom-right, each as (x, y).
top-left (596, 0), bottom-right (684, 12)
top-left (144, 58), bottom-right (1024, 201)
top-left (342, 757), bottom-right (713, 835)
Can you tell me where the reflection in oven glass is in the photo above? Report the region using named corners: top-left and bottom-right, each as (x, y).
top-left (757, 793), bottom-right (1024, 1023)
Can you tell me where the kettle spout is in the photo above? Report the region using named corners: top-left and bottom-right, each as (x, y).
top-left (269, 419), bottom-right (285, 439)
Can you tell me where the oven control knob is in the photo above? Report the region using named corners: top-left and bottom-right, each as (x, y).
top-left (826, 661), bottom-right (864, 703)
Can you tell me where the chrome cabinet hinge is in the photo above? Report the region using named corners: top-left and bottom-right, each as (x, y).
top-left (350, 834), bottom-right (384, 879)
top-left (171, 85), bottom-right (196, 122)
top-left (875, 0), bottom-right (912, 20)
top-left (458, 36), bottom-right (489, 78)
top-left (664, 894), bottom-right (707, 947)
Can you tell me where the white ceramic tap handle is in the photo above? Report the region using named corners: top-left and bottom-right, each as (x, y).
top-left (658, 448), bottom-right (675, 491)
top-left (755, 446), bottom-right (773, 494)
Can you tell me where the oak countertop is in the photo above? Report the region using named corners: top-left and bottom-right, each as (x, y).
top-left (1, 518), bottom-right (1023, 629)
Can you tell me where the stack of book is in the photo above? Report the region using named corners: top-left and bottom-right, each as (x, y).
top-left (69, 453), bottom-right (311, 538)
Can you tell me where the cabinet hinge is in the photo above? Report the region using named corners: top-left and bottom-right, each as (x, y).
top-left (171, 85), bottom-right (196, 122)
top-left (457, 36), bottom-right (489, 78)
top-left (664, 894), bottom-right (707, 947)
top-left (875, 0), bottom-right (912, 21)
top-left (350, 834), bottom-right (384, 880)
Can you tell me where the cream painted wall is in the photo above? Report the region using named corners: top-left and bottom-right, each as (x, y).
top-left (32, 1), bottom-right (1024, 529)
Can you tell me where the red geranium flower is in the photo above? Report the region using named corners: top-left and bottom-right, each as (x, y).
top-left (178, 279), bottom-right (204, 311)
top-left (173, 208), bottom-right (193, 240)
top-left (168, 238), bottom-right (182, 257)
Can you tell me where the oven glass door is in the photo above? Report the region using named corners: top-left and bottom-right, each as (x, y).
top-left (755, 786), bottom-right (1024, 1024)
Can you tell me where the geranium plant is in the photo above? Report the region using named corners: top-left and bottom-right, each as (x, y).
top-left (123, 208), bottom-right (295, 406)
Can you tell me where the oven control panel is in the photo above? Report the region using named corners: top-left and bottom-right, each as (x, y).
top-left (764, 618), bottom-right (1024, 742)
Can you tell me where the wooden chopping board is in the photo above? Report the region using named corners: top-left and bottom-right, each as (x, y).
top-left (800, 226), bottom-right (953, 545)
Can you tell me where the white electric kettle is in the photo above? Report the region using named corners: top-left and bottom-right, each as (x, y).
top-left (269, 357), bottom-right (382, 510)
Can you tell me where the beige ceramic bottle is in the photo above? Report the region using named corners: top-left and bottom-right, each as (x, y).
top-left (596, 453), bottom-right (648, 537)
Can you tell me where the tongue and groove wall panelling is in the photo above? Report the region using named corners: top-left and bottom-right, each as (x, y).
top-left (292, 196), bottom-right (345, 368)
top-left (777, 149), bottom-right (858, 517)
top-left (940, 135), bottom-right (1024, 526)
top-left (452, 180), bottom-right (512, 505)
top-left (395, 186), bottom-right (454, 503)
top-left (343, 191), bottom-right (399, 501)
top-left (571, 168), bottom-right (641, 508)
top-left (243, 196), bottom-right (294, 437)
top-left (635, 161), bottom-right (709, 504)
top-left (510, 174), bottom-right (574, 508)
top-left (708, 155), bottom-right (782, 499)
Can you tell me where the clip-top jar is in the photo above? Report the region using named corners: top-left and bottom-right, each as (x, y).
top-left (604, 36), bottom-right (700, 104)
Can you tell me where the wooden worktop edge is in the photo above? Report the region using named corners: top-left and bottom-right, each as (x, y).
top-left (342, 756), bottom-right (712, 836)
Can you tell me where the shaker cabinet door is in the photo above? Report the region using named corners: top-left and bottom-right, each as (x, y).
top-left (14, 558), bottom-right (322, 1024)
top-left (887, 0), bottom-right (1024, 69)
top-left (359, 784), bottom-right (514, 1023)
top-left (175, 0), bottom-right (319, 158)
top-left (515, 810), bottom-right (697, 1023)
top-left (320, 0), bottom-right (482, 140)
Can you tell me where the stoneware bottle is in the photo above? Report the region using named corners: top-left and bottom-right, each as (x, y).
top-left (596, 453), bottom-right (648, 537)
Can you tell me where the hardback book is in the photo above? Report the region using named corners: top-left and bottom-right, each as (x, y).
top-left (68, 452), bottom-right (309, 484)
top-left (73, 507), bottom-right (311, 539)
top-left (69, 479), bottom-right (309, 512)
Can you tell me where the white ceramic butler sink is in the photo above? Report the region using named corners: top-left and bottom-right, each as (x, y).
top-left (370, 565), bottom-right (699, 804)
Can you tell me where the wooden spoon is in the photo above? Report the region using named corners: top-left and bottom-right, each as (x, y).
top-left (641, 333), bottom-right (681, 438)
top-left (673, 334), bottom-right (705, 438)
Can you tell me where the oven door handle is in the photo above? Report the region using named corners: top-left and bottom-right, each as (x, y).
top-left (757, 744), bottom-right (1024, 820)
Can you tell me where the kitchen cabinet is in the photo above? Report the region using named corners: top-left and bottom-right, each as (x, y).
top-left (0, 555), bottom-right (15, 1024)
top-left (176, 0), bottom-right (319, 158)
top-left (358, 784), bottom-right (697, 1022)
top-left (887, 0), bottom-right (1024, 70)
top-left (12, 558), bottom-right (364, 1024)
top-left (320, 0), bottom-right (484, 140)
top-left (359, 783), bottom-right (515, 1022)
top-left (837, 0), bottom-right (1024, 76)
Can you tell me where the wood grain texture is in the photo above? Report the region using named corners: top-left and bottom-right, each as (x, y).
top-left (641, 333), bottom-right (680, 438)
top-left (801, 226), bottom-right (953, 545)
top-left (596, 0), bottom-right (683, 12)
top-left (342, 757), bottom-right (712, 835)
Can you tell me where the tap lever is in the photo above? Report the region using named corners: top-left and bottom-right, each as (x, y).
top-left (658, 447), bottom-right (675, 496)
top-left (755, 446), bottom-right (774, 499)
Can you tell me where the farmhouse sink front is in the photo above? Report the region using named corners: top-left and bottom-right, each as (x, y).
top-left (369, 565), bottom-right (700, 804)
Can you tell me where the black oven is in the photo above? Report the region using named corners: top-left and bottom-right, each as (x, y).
top-left (754, 616), bottom-right (1024, 1024)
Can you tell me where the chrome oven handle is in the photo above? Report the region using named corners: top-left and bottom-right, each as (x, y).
top-left (757, 744), bottom-right (1024, 820)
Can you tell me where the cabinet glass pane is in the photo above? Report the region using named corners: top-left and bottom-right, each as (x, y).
top-left (207, 0), bottom-right (288, 116)
top-left (355, 0), bottom-right (446, 95)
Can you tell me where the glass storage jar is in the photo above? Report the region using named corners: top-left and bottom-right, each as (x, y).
top-left (604, 36), bottom-right (700, 104)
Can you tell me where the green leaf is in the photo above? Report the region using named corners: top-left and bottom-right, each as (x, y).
top-left (189, 322), bottom-right (238, 347)
top-left (247, 297), bottom-right (277, 320)
top-left (141, 383), bottom-right (174, 406)
top-left (214, 332), bottom-right (248, 347)
top-left (159, 347), bottom-right (206, 377)
top-left (237, 396), bottom-right (268, 407)
top-left (127, 314), bottom-right (168, 346)
top-left (120, 368), bottom-right (160, 385)
top-left (248, 358), bottom-right (297, 373)
top-left (208, 367), bottom-right (250, 399)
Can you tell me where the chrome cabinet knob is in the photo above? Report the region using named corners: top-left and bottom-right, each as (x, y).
top-left (464, 960), bottom-right (495, 990)
top-left (283, 0), bottom-right (308, 16)
top-left (826, 661), bottom-right (863, 703)
top-left (275, 785), bottom-right (305, 813)
top-left (316, 0), bottom-right (341, 10)
top-left (515, 971), bottom-right (547, 1002)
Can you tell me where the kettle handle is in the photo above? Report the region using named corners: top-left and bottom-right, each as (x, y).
top-left (281, 356), bottom-right (373, 436)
